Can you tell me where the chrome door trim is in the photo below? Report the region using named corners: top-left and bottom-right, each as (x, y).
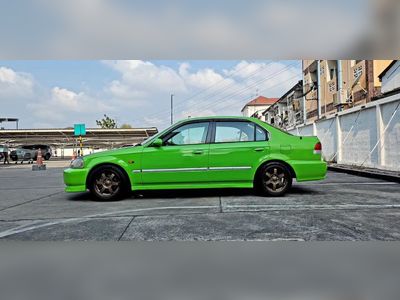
top-left (141, 167), bottom-right (208, 173)
top-left (208, 166), bottom-right (252, 171)
top-left (133, 166), bottom-right (251, 173)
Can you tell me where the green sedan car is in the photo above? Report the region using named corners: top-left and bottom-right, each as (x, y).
top-left (64, 117), bottom-right (327, 201)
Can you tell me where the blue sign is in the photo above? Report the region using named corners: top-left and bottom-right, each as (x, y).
top-left (74, 124), bottom-right (86, 136)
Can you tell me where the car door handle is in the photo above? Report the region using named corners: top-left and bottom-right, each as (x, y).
top-left (254, 148), bottom-right (264, 152)
top-left (193, 150), bottom-right (204, 155)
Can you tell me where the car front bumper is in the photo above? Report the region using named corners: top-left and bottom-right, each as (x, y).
top-left (64, 168), bottom-right (88, 193)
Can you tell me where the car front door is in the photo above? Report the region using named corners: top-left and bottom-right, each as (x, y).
top-left (140, 121), bottom-right (211, 185)
top-left (208, 120), bottom-right (270, 183)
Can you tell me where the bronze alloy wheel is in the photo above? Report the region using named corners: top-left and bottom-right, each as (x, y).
top-left (260, 163), bottom-right (292, 196)
top-left (94, 170), bottom-right (121, 198)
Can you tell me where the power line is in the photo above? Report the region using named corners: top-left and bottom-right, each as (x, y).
top-left (142, 60), bottom-right (279, 121)
top-left (181, 62), bottom-right (300, 117)
top-left (196, 73), bottom-right (301, 118)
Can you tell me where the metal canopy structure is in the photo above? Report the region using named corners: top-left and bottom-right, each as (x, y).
top-left (0, 127), bottom-right (158, 148)
top-left (0, 118), bottom-right (19, 129)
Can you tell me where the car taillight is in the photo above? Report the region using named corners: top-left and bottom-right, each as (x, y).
top-left (313, 142), bottom-right (322, 154)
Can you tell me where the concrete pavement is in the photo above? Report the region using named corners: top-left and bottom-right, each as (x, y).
top-left (0, 161), bottom-right (399, 240)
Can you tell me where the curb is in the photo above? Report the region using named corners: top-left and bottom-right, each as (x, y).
top-left (328, 165), bottom-right (400, 183)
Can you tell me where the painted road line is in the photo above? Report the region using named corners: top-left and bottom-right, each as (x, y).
top-left (224, 204), bottom-right (400, 211)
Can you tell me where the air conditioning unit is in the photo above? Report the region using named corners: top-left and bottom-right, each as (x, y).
top-left (333, 89), bottom-right (348, 106)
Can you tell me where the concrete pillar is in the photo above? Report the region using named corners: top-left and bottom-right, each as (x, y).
top-left (317, 60), bottom-right (322, 118)
top-left (376, 104), bottom-right (385, 167)
top-left (335, 115), bottom-right (342, 163)
top-left (313, 122), bottom-right (318, 136)
top-left (337, 60), bottom-right (343, 112)
top-left (302, 61), bottom-right (307, 124)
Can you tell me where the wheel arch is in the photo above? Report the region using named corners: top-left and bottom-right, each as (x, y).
top-left (254, 159), bottom-right (296, 183)
top-left (86, 162), bottom-right (131, 189)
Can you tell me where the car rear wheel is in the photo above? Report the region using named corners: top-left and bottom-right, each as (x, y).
top-left (88, 165), bottom-right (129, 201)
top-left (44, 153), bottom-right (51, 160)
top-left (257, 162), bottom-right (292, 197)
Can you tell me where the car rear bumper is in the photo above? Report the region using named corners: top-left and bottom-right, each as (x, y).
top-left (64, 168), bottom-right (88, 193)
top-left (290, 160), bottom-right (327, 182)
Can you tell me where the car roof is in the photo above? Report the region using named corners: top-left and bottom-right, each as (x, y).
top-left (176, 116), bottom-right (258, 123)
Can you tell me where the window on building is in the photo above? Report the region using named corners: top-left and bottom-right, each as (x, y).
top-left (353, 65), bottom-right (363, 80)
top-left (327, 60), bottom-right (337, 81)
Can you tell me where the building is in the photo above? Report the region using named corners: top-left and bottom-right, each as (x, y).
top-left (241, 96), bottom-right (279, 118)
top-left (302, 60), bottom-right (392, 122)
top-left (379, 60), bottom-right (400, 95)
top-left (262, 81), bottom-right (304, 129)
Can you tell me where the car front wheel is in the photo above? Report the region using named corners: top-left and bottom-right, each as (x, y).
top-left (88, 165), bottom-right (129, 201)
top-left (257, 162), bottom-right (292, 197)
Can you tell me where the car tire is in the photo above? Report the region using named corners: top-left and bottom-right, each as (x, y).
top-left (256, 162), bottom-right (292, 197)
top-left (88, 165), bottom-right (130, 201)
top-left (44, 153), bottom-right (51, 160)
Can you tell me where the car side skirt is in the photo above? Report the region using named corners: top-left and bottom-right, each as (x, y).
top-left (132, 182), bottom-right (253, 191)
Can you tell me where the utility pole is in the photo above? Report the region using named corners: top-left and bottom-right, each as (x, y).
top-left (170, 94), bottom-right (174, 125)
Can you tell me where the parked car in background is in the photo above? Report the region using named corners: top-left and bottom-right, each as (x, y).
top-left (64, 116), bottom-right (327, 201)
top-left (10, 144), bottom-right (52, 162)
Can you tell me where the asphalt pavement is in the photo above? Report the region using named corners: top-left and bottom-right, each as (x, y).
top-left (0, 160), bottom-right (399, 241)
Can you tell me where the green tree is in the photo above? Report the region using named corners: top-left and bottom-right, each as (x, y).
top-left (120, 123), bottom-right (133, 129)
top-left (96, 114), bottom-right (117, 129)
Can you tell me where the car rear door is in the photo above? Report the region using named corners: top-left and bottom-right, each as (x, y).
top-left (208, 120), bottom-right (270, 183)
top-left (140, 121), bottom-right (211, 185)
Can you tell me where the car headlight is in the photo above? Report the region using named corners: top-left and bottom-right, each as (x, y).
top-left (70, 158), bottom-right (84, 169)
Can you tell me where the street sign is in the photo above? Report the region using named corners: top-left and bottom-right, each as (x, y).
top-left (74, 124), bottom-right (86, 136)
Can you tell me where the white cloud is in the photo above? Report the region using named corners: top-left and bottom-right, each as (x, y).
top-left (179, 63), bottom-right (234, 89)
top-left (0, 67), bottom-right (34, 98)
top-left (27, 86), bottom-right (115, 127)
top-left (104, 60), bottom-right (187, 101)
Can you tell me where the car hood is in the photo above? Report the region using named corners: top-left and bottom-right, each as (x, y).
top-left (83, 145), bottom-right (143, 160)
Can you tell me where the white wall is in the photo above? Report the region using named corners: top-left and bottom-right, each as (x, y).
top-left (242, 105), bottom-right (270, 117)
top-left (381, 99), bottom-right (400, 170)
top-left (288, 94), bottom-right (400, 171)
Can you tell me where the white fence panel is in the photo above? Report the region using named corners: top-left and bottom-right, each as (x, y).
top-left (296, 124), bottom-right (314, 136)
top-left (381, 99), bottom-right (400, 171)
top-left (340, 107), bottom-right (378, 167)
top-left (315, 118), bottom-right (337, 161)
top-left (285, 93), bottom-right (400, 171)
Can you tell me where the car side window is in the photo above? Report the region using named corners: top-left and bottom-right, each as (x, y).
top-left (164, 122), bottom-right (209, 146)
top-left (215, 122), bottom-right (256, 143)
top-left (255, 125), bottom-right (267, 141)
top-left (214, 122), bottom-right (268, 143)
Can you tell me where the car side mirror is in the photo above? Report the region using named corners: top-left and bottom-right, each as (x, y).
top-left (151, 138), bottom-right (163, 147)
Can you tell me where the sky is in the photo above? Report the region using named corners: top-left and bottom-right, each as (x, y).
top-left (0, 60), bottom-right (301, 130)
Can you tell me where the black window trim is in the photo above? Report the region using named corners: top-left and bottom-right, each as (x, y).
top-left (153, 118), bottom-right (269, 147)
